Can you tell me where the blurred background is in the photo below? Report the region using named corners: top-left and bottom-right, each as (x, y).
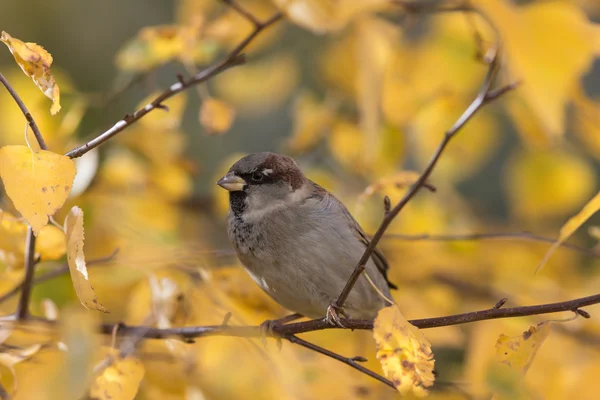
top-left (1, 0), bottom-right (600, 399)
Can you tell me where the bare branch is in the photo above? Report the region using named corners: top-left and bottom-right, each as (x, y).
top-left (334, 55), bottom-right (517, 310)
top-left (97, 291), bottom-right (600, 339)
top-left (65, 10), bottom-right (283, 159)
top-left (286, 334), bottom-right (395, 389)
top-left (0, 72), bottom-right (48, 150)
top-left (16, 227), bottom-right (36, 320)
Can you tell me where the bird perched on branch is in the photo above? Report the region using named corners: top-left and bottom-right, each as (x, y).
top-left (217, 152), bottom-right (395, 325)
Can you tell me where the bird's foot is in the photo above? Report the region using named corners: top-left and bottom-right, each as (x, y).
top-left (325, 303), bottom-right (348, 328)
top-left (259, 313), bottom-right (302, 350)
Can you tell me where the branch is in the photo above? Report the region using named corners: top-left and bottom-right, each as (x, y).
top-left (98, 291), bottom-right (600, 340)
top-left (384, 231), bottom-right (600, 258)
top-left (15, 227), bottom-right (37, 319)
top-left (334, 55), bottom-right (517, 310)
top-left (64, 8), bottom-right (284, 159)
top-left (0, 72), bottom-right (48, 151)
top-left (286, 335), bottom-right (395, 389)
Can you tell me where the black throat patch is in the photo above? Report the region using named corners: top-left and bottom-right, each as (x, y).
top-left (229, 191), bottom-right (247, 217)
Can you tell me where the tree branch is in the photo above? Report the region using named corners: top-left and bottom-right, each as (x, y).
top-left (0, 72), bottom-right (48, 151)
top-left (334, 54), bottom-right (516, 310)
top-left (64, 8), bottom-right (283, 159)
top-left (15, 227), bottom-right (37, 320)
top-left (98, 291), bottom-right (600, 340)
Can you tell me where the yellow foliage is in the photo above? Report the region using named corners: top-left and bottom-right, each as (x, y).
top-left (213, 53), bottom-right (299, 116)
top-left (0, 31), bottom-right (61, 114)
top-left (89, 349), bottom-right (145, 400)
top-left (496, 322), bottom-right (551, 375)
top-left (538, 191), bottom-right (600, 272)
top-left (285, 91), bottom-right (336, 153)
top-left (0, 146), bottom-right (76, 236)
top-left (504, 149), bottom-right (596, 219)
top-left (199, 97), bottom-right (236, 135)
top-left (373, 305), bottom-right (435, 396)
top-left (64, 206), bottom-right (108, 312)
top-left (475, 0), bottom-right (600, 136)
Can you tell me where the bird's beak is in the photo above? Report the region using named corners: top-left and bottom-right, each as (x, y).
top-left (217, 174), bottom-right (246, 192)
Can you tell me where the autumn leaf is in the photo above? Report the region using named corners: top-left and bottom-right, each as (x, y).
top-left (64, 206), bottom-right (108, 313)
top-left (475, 1), bottom-right (600, 136)
top-left (199, 97), bottom-right (236, 135)
top-left (537, 191), bottom-right (600, 272)
top-left (89, 350), bottom-right (145, 400)
top-left (0, 145), bottom-right (76, 235)
top-left (1, 31), bottom-right (61, 114)
top-left (373, 305), bottom-right (435, 396)
top-left (496, 322), bottom-right (551, 375)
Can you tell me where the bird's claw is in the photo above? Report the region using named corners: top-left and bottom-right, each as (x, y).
top-left (325, 303), bottom-right (347, 328)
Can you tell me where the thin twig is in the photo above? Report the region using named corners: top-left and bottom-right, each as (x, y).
top-left (384, 231), bottom-right (599, 258)
top-left (0, 72), bottom-right (48, 150)
top-left (286, 334), bottom-right (395, 389)
top-left (0, 249), bottom-right (119, 304)
top-left (334, 55), bottom-right (516, 310)
top-left (16, 227), bottom-right (36, 320)
top-left (64, 9), bottom-right (283, 159)
top-left (96, 291), bottom-right (600, 339)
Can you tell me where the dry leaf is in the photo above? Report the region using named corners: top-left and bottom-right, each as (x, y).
top-left (90, 351), bottom-right (145, 400)
top-left (373, 305), bottom-right (435, 396)
top-left (0, 31), bottom-right (61, 114)
top-left (199, 97), bottom-right (236, 135)
top-left (537, 191), bottom-right (600, 272)
top-left (0, 145), bottom-right (76, 235)
top-left (496, 322), bottom-right (551, 375)
top-left (64, 206), bottom-right (108, 313)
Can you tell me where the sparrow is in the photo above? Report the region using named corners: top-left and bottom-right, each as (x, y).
top-left (217, 152), bottom-right (396, 323)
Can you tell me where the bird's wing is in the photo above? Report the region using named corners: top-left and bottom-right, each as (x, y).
top-left (351, 217), bottom-right (397, 290)
top-left (309, 182), bottom-right (397, 290)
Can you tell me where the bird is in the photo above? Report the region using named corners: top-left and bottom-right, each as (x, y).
top-left (217, 152), bottom-right (396, 324)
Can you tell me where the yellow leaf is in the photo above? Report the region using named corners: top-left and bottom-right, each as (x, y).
top-left (90, 351), bottom-right (145, 400)
top-left (0, 145), bottom-right (76, 236)
top-left (64, 206), bottom-right (108, 312)
top-left (537, 191), bottom-right (600, 272)
top-left (475, 1), bottom-right (600, 136)
top-left (496, 322), bottom-right (551, 375)
top-left (271, 0), bottom-right (389, 33)
top-left (373, 305), bottom-right (435, 396)
top-left (36, 224), bottom-right (66, 260)
top-left (199, 97), bottom-right (236, 135)
top-left (504, 149), bottom-right (596, 220)
top-left (0, 31), bottom-right (61, 114)
top-left (213, 53), bottom-right (299, 116)
top-left (285, 91), bottom-right (335, 153)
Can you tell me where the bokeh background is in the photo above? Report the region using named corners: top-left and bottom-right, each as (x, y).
top-left (1, 0), bottom-right (600, 399)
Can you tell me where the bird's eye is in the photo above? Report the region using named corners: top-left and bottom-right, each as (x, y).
top-left (251, 171), bottom-right (264, 182)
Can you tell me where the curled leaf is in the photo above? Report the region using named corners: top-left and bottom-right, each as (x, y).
top-left (1, 31), bottom-right (61, 114)
top-left (373, 305), bottom-right (435, 396)
top-left (64, 206), bottom-right (108, 313)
